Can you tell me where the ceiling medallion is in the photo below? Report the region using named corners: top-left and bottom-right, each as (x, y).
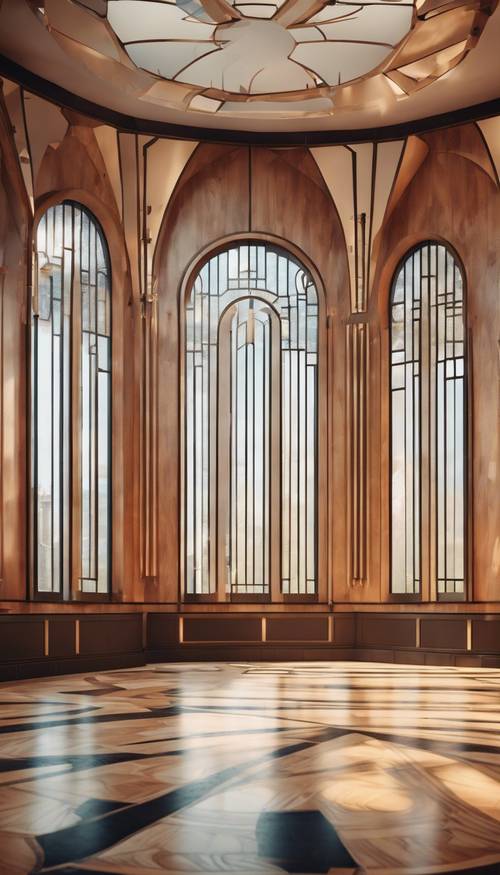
top-left (49, 0), bottom-right (497, 119)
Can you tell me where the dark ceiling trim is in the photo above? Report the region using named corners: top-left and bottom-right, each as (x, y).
top-left (1, 54), bottom-right (500, 146)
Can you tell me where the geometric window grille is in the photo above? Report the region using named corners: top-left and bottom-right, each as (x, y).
top-left (184, 242), bottom-right (318, 598)
top-left (32, 202), bottom-right (111, 596)
top-left (390, 242), bottom-right (465, 598)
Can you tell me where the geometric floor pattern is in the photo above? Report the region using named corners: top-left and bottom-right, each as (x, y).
top-left (1, 662), bottom-right (500, 875)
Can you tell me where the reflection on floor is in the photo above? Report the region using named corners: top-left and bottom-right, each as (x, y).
top-left (0, 662), bottom-right (500, 875)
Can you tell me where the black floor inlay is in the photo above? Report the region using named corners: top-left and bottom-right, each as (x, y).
top-left (450, 865), bottom-right (500, 874)
top-left (47, 869), bottom-right (123, 875)
top-left (64, 686), bottom-right (125, 696)
top-left (256, 810), bottom-right (358, 873)
top-left (74, 799), bottom-right (126, 820)
top-left (36, 741), bottom-right (314, 869)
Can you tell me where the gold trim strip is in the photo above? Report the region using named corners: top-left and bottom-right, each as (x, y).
top-left (349, 322), bottom-right (369, 583)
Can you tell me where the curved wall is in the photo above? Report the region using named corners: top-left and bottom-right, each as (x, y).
top-left (0, 81), bottom-right (498, 676)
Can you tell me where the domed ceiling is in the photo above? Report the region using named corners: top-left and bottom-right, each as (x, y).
top-left (107, 0), bottom-right (415, 102)
top-left (0, 0), bottom-right (498, 136)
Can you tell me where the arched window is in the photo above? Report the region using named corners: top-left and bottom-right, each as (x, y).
top-left (390, 242), bottom-right (466, 599)
top-left (32, 202), bottom-right (111, 597)
top-left (183, 242), bottom-right (318, 598)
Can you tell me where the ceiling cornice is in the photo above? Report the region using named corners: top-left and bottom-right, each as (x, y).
top-left (1, 53), bottom-right (500, 147)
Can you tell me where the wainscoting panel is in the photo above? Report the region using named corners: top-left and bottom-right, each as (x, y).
top-left (0, 610), bottom-right (500, 679)
top-left (356, 615), bottom-right (417, 649)
top-left (472, 617), bottom-right (500, 653)
top-left (333, 615), bottom-right (356, 647)
top-left (79, 614), bottom-right (143, 656)
top-left (0, 615), bottom-right (45, 661)
top-left (183, 616), bottom-right (262, 643)
top-left (420, 617), bottom-right (468, 651)
top-left (48, 617), bottom-right (77, 658)
top-left (147, 612), bottom-right (179, 648)
top-left (266, 616), bottom-right (329, 642)
top-left (0, 613), bottom-right (145, 680)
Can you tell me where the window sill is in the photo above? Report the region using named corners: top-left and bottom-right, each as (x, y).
top-left (388, 593), bottom-right (422, 603)
top-left (437, 592), bottom-right (467, 603)
top-left (182, 593), bottom-right (319, 605)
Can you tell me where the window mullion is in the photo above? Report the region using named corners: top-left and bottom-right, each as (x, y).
top-left (70, 205), bottom-right (82, 600)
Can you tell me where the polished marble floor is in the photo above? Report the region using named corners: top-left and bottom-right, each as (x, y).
top-left (0, 662), bottom-right (500, 875)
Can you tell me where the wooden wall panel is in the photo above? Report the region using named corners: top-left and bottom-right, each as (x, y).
top-left (48, 617), bottom-right (77, 658)
top-left (0, 92), bottom-right (30, 601)
top-left (0, 617), bottom-right (44, 660)
top-left (183, 616), bottom-right (262, 643)
top-left (472, 618), bottom-right (500, 653)
top-left (266, 616), bottom-right (329, 642)
top-left (420, 618), bottom-right (467, 651)
top-left (357, 615), bottom-right (416, 649)
top-left (154, 145), bottom-right (350, 605)
top-left (372, 123), bottom-right (500, 603)
top-left (79, 615), bottom-right (143, 656)
top-left (333, 615), bottom-right (356, 647)
top-left (0, 612), bottom-right (499, 680)
top-left (148, 613), bottom-right (179, 648)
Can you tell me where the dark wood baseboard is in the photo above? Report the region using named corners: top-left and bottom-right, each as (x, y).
top-left (146, 646), bottom-right (356, 662)
top-left (146, 646), bottom-right (500, 668)
top-left (0, 652), bottom-right (145, 681)
top-left (353, 649), bottom-right (500, 668)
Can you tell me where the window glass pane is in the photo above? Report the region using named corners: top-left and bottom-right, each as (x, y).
top-left (390, 253), bottom-right (420, 595)
top-left (390, 243), bottom-right (465, 597)
top-left (33, 203), bottom-right (111, 596)
top-left (33, 208), bottom-right (68, 594)
top-left (227, 300), bottom-right (272, 595)
top-left (184, 243), bottom-right (318, 596)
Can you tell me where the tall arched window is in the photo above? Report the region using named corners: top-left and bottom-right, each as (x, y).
top-left (32, 202), bottom-right (111, 597)
top-left (183, 242), bottom-right (319, 599)
top-left (390, 242), bottom-right (466, 599)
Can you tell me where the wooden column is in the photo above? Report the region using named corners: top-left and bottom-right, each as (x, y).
top-left (141, 288), bottom-right (158, 580)
top-left (141, 139), bottom-right (159, 582)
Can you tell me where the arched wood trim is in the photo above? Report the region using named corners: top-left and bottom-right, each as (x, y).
top-left (384, 239), bottom-right (470, 604)
top-left (30, 190), bottom-right (136, 602)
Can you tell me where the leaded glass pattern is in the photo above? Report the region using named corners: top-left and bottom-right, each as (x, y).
top-left (184, 242), bottom-right (318, 597)
top-left (390, 251), bottom-right (421, 595)
top-left (32, 203), bottom-right (111, 596)
top-left (228, 299), bottom-right (272, 596)
top-left (390, 242), bottom-right (466, 598)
